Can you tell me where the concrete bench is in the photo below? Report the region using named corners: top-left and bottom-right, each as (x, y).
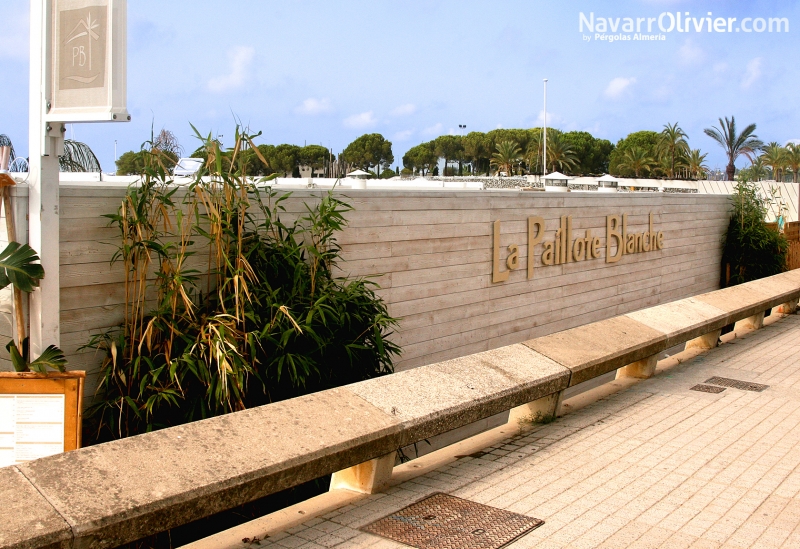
top-left (3, 270), bottom-right (800, 549)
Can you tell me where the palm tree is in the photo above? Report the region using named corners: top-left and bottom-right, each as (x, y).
top-left (545, 133), bottom-right (579, 174)
top-left (491, 140), bottom-right (522, 176)
top-left (761, 142), bottom-right (787, 182)
top-left (745, 156), bottom-right (768, 181)
top-left (525, 133), bottom-right (542, 174)
top-left (658, 122), bottom-right (689, 178)
top-left (617, 146), bottom-right (655, 178)
top-left (59, 139), bottom-right (102, 172)
top-left (704, 116), bottom-right (763, 181)
top-left (785, 143), bottom-right (800, 183)
top-left (686, 149), bottom-right (709, 180)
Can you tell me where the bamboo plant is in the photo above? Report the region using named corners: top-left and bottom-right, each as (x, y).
top-left (86, 126), bottom-right (400, 441)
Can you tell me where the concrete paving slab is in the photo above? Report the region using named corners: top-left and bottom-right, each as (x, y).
top-left (346, 344), bottom-right (569, 446)
top-left (0, 467), bottom-right (72, 549)
top-left (523, 316), bottom-right (667, 386)
top-left (234, 310), bottom-right (800, 549)
top-left (17, 389), bottom-right (402, 549)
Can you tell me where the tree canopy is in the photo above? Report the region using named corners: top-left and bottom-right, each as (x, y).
top-left (609, 131), bottom-right (660, 178)
top-left (342, 133), bottom-right (394, 172)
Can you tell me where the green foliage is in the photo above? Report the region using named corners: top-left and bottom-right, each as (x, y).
top-left (115, 150), bottom-right (147, 175)
top-left (657, 123), bottom-right (689, 179)
top-left (491, 140), bottom-right (522, 175)
top-left (7, 339), bottom-right (67, 374)
top-left (402, 142), bottom-right (437, 175)
top-left (609, 131), bottom-right (659, 177)
top-left (298, 145), bottom-right (330, 172)
top-left (60, 139), bottom-right (101, 172)
top-left (379, 168), bottom-right (396, 179)
top-left (786, 143), bottom-right (800, 183)
top-left (0, 241), bottom-right (67, 374)
top-left (407, 128), bottom-right (613, 177)
top-left (342, 133), bottom-right (394, 171)
top-left (704, 116), bottom-right (762, 181)
top-left (0, 242), bottom-right (45, 293)
top-left (561, 131), bottom-right (614, 175)
top-left (272, 144), bottom-right (302, 176)
top-left (544, 132), bottom-right (579, 174)
top-left (616, 146), bottom-right (655, 178)
top-left (722, 177), bottom-right (788, 285)
top-left (86, 127), bottom-right (400, 441)
top-left (434, 135), bottom-right (464, 175)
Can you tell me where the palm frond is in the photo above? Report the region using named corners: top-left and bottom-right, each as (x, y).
top-left (0, 242), bottom-right (45, 293)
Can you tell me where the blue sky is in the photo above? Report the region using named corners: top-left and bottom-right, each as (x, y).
top-left (1, 0), bottom-right (799, 173)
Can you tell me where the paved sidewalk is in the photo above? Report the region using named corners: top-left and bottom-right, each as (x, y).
top-left (255, 315), bottom-right (800, 549)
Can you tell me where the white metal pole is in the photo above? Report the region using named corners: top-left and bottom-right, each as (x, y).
top-left (543, 78), bottom-right (548, 177)
top-left (29, 0), bottom-right (62, 355)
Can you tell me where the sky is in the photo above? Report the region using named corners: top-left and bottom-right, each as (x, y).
top-left (1, 0), bottom-right (799, 174)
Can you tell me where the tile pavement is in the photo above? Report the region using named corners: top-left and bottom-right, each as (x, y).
top-left (244, 314), bottom-right (800, 549)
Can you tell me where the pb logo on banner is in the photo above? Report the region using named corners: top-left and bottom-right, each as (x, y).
top-left (59, 6), bottom-right (107, 90)
top-left (47, 0), bottom-right (128, 123)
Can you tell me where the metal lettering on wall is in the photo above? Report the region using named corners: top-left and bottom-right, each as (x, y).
top-left (492, 213), bottom-right (664, 283)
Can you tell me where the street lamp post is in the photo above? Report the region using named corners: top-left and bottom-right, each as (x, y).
top-left (458, 124), bottom-right (466, 175)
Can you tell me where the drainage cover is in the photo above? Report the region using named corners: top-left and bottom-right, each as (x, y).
top-left (705, 377), bottom-right (769, 392)
top-left (690, 384), bottom-right (726, 394)
top-left (361, 492), bottom-right (544, 549)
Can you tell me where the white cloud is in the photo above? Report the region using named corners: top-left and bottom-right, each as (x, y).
top-left (390, 104), bottom-right (416, 117)
top-left (343, 111), bottom-right (377, 129)
top-left (394, 130), bottom-right (414, 141)
top-left (422, 123), bottom-right (443, 136)
top-left (207, 46), bottom-right (255, 93)
top-left (713, 62), bottom-right (728, 74)
top-left (536, 110), bottom-right (564, 127)
top-left (678, 39), bottom-right (704, 64)
top-left (296, 98), bottom-right (333, 115)
top-left (741, 57), bottom-right (762, 89)
top-left (604, 77), bottom-right (636, 99)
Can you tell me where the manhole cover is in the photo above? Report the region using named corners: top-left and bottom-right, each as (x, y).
top-left (690, 384), bottom-right (726, 394)
top-left (361, 492), bottom-right (543, 549)
top-left (705, 377), bottom-right (769, 392)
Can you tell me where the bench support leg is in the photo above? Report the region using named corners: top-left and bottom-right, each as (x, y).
top-left (736, 311), bottom-right (765, 331)
top-left (774, 299), bottom-right (799, 315)
top-left (686, 329), bottom-right (721, 351)
top-left (329, 452), bottom-right (395, 494)
top-left (509, 391), bottom-right (563, 424)
top-left (618, 354), bottom-right (659, 379)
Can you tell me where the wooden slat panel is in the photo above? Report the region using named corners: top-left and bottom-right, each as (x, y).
top-left (56, 188), bottom-right (731, 395)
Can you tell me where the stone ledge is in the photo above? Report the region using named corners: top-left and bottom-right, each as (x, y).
top-left (523, 316), bottom-right (667, 386)
top-left (346, 344), bottom-right (570, 446)
top-left (4, 271), bottom-right (800, 549)
top-left (0, 467), bottom-right (72, 549)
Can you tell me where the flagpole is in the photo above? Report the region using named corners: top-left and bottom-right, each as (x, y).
top-left (543, 78), bottom-right (548, 177)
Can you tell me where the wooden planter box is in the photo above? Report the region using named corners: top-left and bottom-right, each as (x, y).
top-left (0, 371), bottom-right (85, 467)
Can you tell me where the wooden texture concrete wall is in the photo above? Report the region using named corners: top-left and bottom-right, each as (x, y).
top-left (0, 185), bottom-right (731, 400)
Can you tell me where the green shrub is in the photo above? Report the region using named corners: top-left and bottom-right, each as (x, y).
top-left (86, 127), bottom-right (400, 441)
top-left (722, 177), bottom-right (788, 285)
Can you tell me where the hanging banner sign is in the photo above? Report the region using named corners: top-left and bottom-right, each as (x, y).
top-left (46, 0), bottom-right (129, 123)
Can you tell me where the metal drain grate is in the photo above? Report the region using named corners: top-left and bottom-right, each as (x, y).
top-left (690, 384), bottom-right (726, 394)
top-left (361, 492), bottom-right (543, 549)
top-left (705, 377), bottom-right (769, 392)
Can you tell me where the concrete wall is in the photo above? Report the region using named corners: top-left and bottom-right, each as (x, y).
top-left (0, 185), bottom-right (731, 400)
